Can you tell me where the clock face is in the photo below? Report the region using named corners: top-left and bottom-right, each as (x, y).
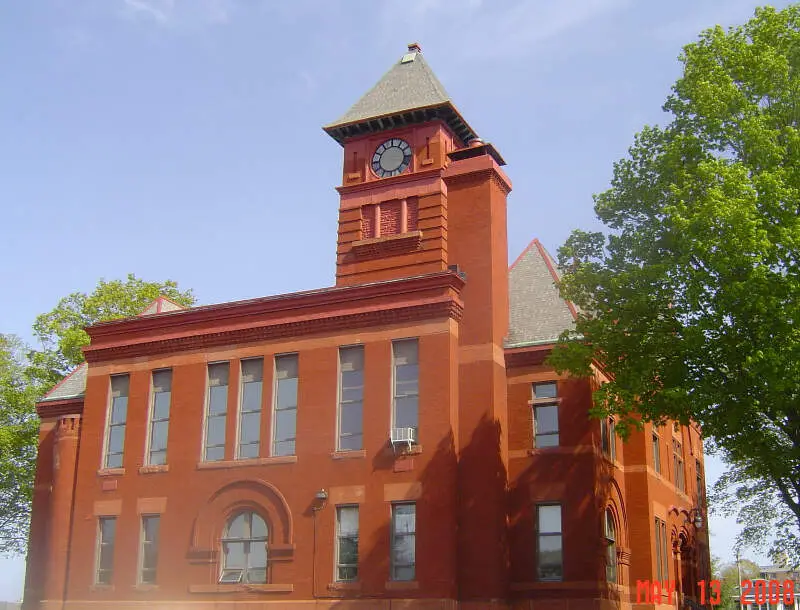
top-left (372, 138), bottom-right (412, 178)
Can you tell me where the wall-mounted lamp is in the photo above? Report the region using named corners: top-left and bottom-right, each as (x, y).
top-left (686, 508), bottom-right (703, 530)
top-left (315, 489), bottom-right (328, 502)
top-left (312, 488), bottom-right (329, 512)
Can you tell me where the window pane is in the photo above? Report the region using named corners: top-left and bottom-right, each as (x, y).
top-left (338, 506), bottom-right (358, 535)
top-left (223, 542), bottom-right (245, 569)
top-left (240, 412), bottom-right (261, 444)
top-left (338, 565), bottom-right (358, 581)
top-left (110, 397), bottom-right (128, 424)
top-left (143, 516), bottom-right (160, 542)
top-left (206, 415), bottom-right (226, 446)
top-left (341, 369), bottom-right (363, 391)
top-left (238, 443), bottom-right (258, 459)
top-left (152, 370), bottom-right (171, 393)
top-left (535, 405), bottom-right (558, 434)
top-left (276, 378), bottom-right (298, 409)
top-left (274, 409), bottom-right (296, 441)
top-left (105, 452), bottom-right (123, 469)
top-left (340, 403), bottom-right (362, 436)
top-left (250, 513), bottom-right (267, 538)
top-left (536, 433), bottom-right (559, 448)
top-left (153, 392), bottom-right (170, 421)
top-left (393, 340), bottom-right (418, 365)
top-left (248, 541), bottom-right (267, 568)
top-left (340, 346), bottom-right (364, 372)
top-left (241, 381), bottom-right (262, 413)
top-left (339, 537), bottom-right (358, 564)
top-left (247, 567), bottom-right (267, 584)
top-left (394, 565), bottom-right (415, 581)
top-left (274, 439), bottom-right (295, 456)
top-left (226, 514), bottom-right (247, 538)
top-left (149, 450), bottom-right (166, 466)
top-left (275, 354), bottom-right (298, 379)
top-left (395, 396), bottom-right (418, 429)
top-left (534, 382), bottom-right (557, 399)
top-left (205, 445), bottom-right (224, 462)
top-left (393, 534), bottom-right (415, 564)
top-left (538, 535), bottom-right (563, 580)
top-left (208, 362), bottom-right (230, 386)
top-left (108, 426), bottom-right (125, 454)
top-left (538, 505), bottom-right (561, 533)
top-left (208, 386), bottom-right (228, 415)
top-left (241, 359), bottom-right (263, 383)
top-left (150, 420), bottom-right (168, 452)
top-left (111, 375), bottom-right (129, 397)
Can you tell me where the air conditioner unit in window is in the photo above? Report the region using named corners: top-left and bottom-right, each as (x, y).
top-left (390, 427), bottom-right (418, 452)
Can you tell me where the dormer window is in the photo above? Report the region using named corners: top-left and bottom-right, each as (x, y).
top-left (362, 198), bottom-right (418, 239)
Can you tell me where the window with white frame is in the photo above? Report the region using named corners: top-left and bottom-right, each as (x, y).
top-left (338, 347), bottom-right (364, 451)
top-left (220, 511), bottom-right (268, 584)
top-left (391, 503), bottom-right (416, 581)
top-left (238, 358), bottom-right (263, 459)
top-left (605, 509), bottom-right (617, 583)
top-left (147, 370), bottom-right (171, 466)
top-left (601, 417), bottom-right (616, 461)
top-left (95, 516), bottom-right (116, 585)
top-left (654, 517), bottom-right (668, 581)
top-left (532, 382), bottom-right (559, 448)
top-left (273, 354), bottom-right (298, 456)
top-left (392, 340), bottom-right (419, 432)
top-left (536, 504), bottom-right (563, 581)
top-left (652, 433), bottom-right (661, 474)
top-left (104, 375), bottom-right (129, 468)
top-left (139, 515), bottom-right (160, 584)
top-left (673, 440), bottom-right (685, 492)
top-left (204, 362), bottom-right (229, 462)
top-left (335, 505), bottom-right (359, 581)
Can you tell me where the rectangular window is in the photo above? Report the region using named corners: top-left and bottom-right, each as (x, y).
top-left (655, 517), bottom-right (668, 581)
top-left (673, 441), bottom-right (685, 492)
top-left (391, 503), bottom-right (416, 581)
top-left (140, 515), bottom-right (160, 584)
top-left (536, 504), bottom-right (563, 581)
top-left (696, 460), bottom-right (704, 503)
top-left (392, 340), bottom-right (419, 431)
top-left (147, 370), bottom-right (171, 466)
top-left (95, 517), bottom-right (116, 585)
top-left (104, 375), bottom-right (129, 469)
top-left (238, 359), bottom-right (263, 459)
top-left (204, 362), bottom-right (229, 462)
top-left (601, 417), bottom-right (616, 461)
top-left (338, 347), bottom-right (364, 451)
top-left (336, 506), bottom-right (359, 582)
top-left (652, 433), bottom-right (661, 474)
top-left (273, 354), bottom-right (298, 456)
top-left (533, 382), bottom-right (559, 448)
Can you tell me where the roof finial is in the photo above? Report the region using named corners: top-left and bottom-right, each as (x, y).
top-left (407, 42), bottom-right (422, 53)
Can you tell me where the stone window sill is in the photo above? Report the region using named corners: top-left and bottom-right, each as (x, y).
top-left (197, 456), bottom-right (297, 470)
top-left (385, 580), bottom-right (419, 591)
top-left (331, 450), bottom-right (366, 460)
top-left (89, 584), bottom-right (114, 592)
top-left (189, 584), bottom-right (293, 594)
top-left (97, 468), bottom-right (125, 477)
top-left (133, 584), bottom-right (159, 591)
top-left (328, 581), bottom-right (362, 591)
top-left (139, 464), bottom-right (169, 474)
top-left (351, 231), bottom-right (422, 259)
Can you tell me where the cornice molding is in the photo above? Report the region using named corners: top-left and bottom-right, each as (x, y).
top-left (504, 344), bottom-right (553, 368)
top-left (36, 398), bottom-right (84, 419)
top-left (85, 299), bottom-right (464, 363)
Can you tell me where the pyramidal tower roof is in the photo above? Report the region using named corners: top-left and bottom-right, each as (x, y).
top-left (324, 43), bottom-right (478, 146)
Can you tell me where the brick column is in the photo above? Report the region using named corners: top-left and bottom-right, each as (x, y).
top-left (43, 415), bottom-right (81, 604)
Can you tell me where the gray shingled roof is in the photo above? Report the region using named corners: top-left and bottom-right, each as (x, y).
top-left (39, 363), bottom-right (87, 403)
top-left (506, 240), bottom-right (576, 348)
top-left (324, 45), bottom-right (478, 145)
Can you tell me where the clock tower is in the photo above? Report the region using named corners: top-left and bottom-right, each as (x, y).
top-left (325, 44), bottom-right (514, 601)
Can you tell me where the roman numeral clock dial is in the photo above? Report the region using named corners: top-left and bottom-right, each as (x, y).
top-left (371, 138), bottom-right (412, 178)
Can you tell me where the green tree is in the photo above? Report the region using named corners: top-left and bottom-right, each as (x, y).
top-left (0, 335), bottom-right (42, 553)
top-left (714, 556), bottom-right (761, 610)
top-left (0, 274), bottom-right (195, 554)
top-left (549, 5), bottom-right (800, 564)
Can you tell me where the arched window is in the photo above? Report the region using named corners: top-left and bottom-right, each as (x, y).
top-left (220, 511), bottom-right (268, 584)
top-left (605, 509), bottom-right (617, 583)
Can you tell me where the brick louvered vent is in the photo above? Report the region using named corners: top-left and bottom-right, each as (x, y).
top-left (380, 200), bottom-right (402, 236)
top-left (362, 206), bottom-right (376, 238)
top-left (407, 197), bottom-right (419, 231)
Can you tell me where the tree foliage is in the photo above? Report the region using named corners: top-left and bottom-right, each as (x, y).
top-left (549, 5), bottom-right (800, 562)
top-left (0, 274), bottom-right (195, 554)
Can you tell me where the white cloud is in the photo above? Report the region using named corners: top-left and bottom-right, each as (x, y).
top-left (120, 0), bottom-right (231, 27)
top-left (383, 0), bottom-right (631, 60)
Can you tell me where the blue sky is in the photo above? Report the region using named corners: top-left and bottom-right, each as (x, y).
top-left (0, 0), bottom-right (791, 601)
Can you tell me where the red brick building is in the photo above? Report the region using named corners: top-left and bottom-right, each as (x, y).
top-left (24, 44), bottom-right (709, 610)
